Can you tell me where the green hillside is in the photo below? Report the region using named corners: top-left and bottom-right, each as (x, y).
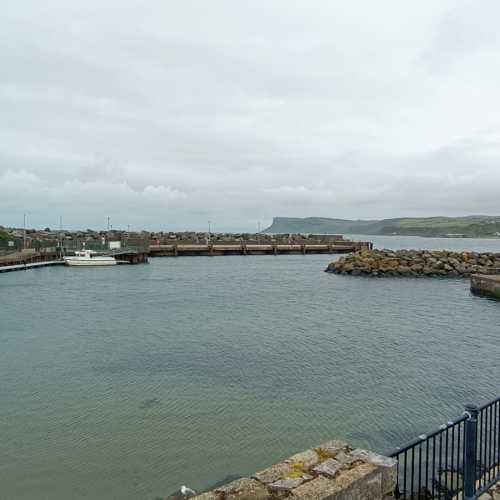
top-left (264, 216), bottom-right (500, 237)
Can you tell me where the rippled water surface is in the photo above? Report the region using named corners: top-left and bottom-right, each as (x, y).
top-left (1, 236), bottom-right (499, 500)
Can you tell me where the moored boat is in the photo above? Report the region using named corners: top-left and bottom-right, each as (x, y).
top-left (64, 250), bottom-right (117, 266)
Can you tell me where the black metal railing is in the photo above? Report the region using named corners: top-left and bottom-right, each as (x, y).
top-left (474, 398), bottom-right (500, 497)
top-left (388, 396), bottom-right (500, 499)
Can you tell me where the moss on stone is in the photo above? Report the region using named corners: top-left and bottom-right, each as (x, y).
top-left (315, 448), bottom-right (335, 461)
top-left (285, 462), bottom-right (308, 479)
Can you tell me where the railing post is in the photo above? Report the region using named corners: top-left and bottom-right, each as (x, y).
top-left (464, 403), bottom-right (479, 500)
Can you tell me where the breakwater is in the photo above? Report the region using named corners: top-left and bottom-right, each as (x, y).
top-left (182, 440), bottom-right (396, 499)
top-left (326, 249), bottom-right (500, 277)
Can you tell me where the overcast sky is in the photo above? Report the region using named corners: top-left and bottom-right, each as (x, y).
top-left (1, 0), bottom-right (500, 231)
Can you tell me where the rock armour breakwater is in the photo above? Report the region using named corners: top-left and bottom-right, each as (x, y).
top-left (326, 249), bottom-right (500, 277)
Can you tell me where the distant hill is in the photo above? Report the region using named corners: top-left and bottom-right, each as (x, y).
top-left (264, 216), bottom-right (500, 238)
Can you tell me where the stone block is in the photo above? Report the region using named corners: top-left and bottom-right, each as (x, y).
top-left (333, 451), bottom-right (358, 468)
top-left (215, 477), bottom-right (269, 500)
top-left (312, 458), bottom-right (342, 478)
top-left (330, 463), bottom-right (382, 500)
top-left (252, 462), bottom-right (292, 484)
top-left (348, 449), bottom-right (397, 495)
top-left (269, 477), bottom-right (307, 492)
top-left (289, 476), bottom-right (336, 499)
top-left (286, 449), bottom-right (320, 469)
top-left (291, 463), bottom-right (382, 499)
top-left (316, 440), bottom-right (349, 459)
top-left (193, 493), bottom-right (220, 500)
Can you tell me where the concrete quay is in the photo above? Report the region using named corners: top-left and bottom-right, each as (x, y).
top-left (0, 238), bottom-right (371, 272)
top-left (149, 242), bottom-right (371, 257)
top-left (471, 274), bottom-right (500, 299)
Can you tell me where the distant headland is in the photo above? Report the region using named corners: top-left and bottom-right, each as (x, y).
top-left (264, 216), bottom-right (500, 238)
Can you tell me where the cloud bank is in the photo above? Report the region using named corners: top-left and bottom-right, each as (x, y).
top-left (1, 0), bottom-right (500, 230)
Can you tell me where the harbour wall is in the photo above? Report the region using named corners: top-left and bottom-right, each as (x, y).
top-left (0, 248), bottom-right (60, 267)
top-left (2, 244), bottom-right (365, 272)
top-left (181, 440), bottom-right (397, 500)
top-left (149, 241), bottom-right (371, 257)
top-left (470, 274), bottom-right (500, 299)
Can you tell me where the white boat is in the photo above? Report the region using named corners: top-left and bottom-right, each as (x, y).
top-left (64, 249), bottom-right (117, 266)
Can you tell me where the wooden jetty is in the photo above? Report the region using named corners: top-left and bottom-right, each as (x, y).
top-left (0, 260), bottom-right (64, 273)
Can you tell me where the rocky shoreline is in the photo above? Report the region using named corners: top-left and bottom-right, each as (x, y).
top-left (326, 249), bottom-right (500, 278)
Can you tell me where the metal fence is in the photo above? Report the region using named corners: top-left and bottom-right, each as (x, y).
top-left (388, 396), bottom-right (499, 499)
top-left (0, 239), bottom-right (22, 251)
top-left (61, 239), bottom-right (149, 252)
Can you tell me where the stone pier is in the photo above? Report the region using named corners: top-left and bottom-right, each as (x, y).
top-left (189, 440), bottom-right (397, 499)
top-left (471, 274), bottom-right (500, 299)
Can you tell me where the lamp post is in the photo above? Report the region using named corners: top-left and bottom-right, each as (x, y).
top-left (58, 215), bottom-right (63, 258)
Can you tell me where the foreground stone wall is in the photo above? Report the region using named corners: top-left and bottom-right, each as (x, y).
top-left (192, 440), bottom-right (396, 499)
top-left (484, 480), bottom-right (500, 499)
top-left (326, 249), bottom-right (500, 278)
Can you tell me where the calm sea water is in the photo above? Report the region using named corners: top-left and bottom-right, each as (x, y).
top-left (1, 236), bottom-right (499, 500)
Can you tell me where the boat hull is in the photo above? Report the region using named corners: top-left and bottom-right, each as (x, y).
top-left (64, 258), bottom-right (116, 266)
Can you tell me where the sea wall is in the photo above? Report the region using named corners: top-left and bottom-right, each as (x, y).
top-left (189, 440), bottom-right (397, 499)
top-left (326, 249), bottom-right (500, 278)
top-left (470, 274), bottom-right (500, 299)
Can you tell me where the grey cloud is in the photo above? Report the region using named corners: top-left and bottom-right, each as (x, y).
top-left (1, 0), bottom-right (500, 231)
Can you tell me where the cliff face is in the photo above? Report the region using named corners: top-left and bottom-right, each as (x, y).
top-left (264, 216), bottom-right (500, 237)
top-left (264, 217), bottom-right (377, 234)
